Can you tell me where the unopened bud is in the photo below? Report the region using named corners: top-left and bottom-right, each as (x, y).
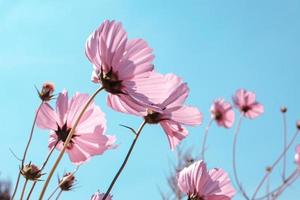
top-left (280, 106), bottom-right (287, 113)
top-left (37, 82), bottom-right (55, 101)
top-left (20, 163), bottom-right (42, 181)
top-left (265, 166), bottom-right (272, 173)
top-left (59, 173), bottom-right (76, 191)
top-left (297, 120), bottom-right (300, 130)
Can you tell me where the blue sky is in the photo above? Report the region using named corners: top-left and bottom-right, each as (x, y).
top-left (1, 0), bottom-right (300, 199)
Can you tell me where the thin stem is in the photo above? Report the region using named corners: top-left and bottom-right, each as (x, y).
top-left (232, 116), bottom-right (250, 200)
top-left (201, 119), bottom-right (213, 161)
top-left (102, 121), bottom-right (147, 200)
top-left (39, 87), bottom-right (104, 200)
top-left (266, 176), bottom-right (270, 200)
top-left (20, 179), bottom-right (28, 200)
top-left (26, 182), bottom-right (37, 200)
top-left (272, 171), bottom-right (299, 199)
top-left (55, 190), bottom-right (63, 200)
top-left (11, 102), bottom-right (43, 200)
top-left (282, 112), bottom-right (287, 181)
top-left (252, 130), bottom-right (299, 199)
top-left (254, 169), bottom-right (298, 200)
top-left (26, 142), bottom-right (58, 200)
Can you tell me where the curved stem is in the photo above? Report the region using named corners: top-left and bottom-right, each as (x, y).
top-left (201, 119), bottom-right (213, 161)
top-left (254, 169), bottom-right (299, 200)
top-left (281, 112), bottom-right (287, 181)
top-left (11, 102), bottom-right (43, 200)
top-left (39, 87), bottom-right (104, 200)
top-left (102, 121), bottom-right (147, 200)
top-left (26, 142), bottom-right (58, 200)
top-left (232, 116), bottom-right (250, 200)
top-left (20, 179), bottom-right (28, 200)
top-left (252, 130), bottom-right (299, 199)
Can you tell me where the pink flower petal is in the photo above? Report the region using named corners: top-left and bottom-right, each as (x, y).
top-left (36, 103), bottom-right (59, 130)
top-left (160, 120), bottom-right (188, 150)
top-left (167, 105), bottom-right (202, 126)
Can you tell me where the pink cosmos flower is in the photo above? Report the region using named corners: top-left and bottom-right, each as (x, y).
top-left (109, 73), bottom-right (202, 150)
top-left (294, 145), bottom-right (300, 167)
top-left (36, 90), bottom-right (116, 165)
top-left (232, 89), bottom-right (264, 119)
top-left (210, 98), bottom-right (235, 128)
top-left (91, 191), bottom-right (112, 200)
top-left (177, 160), bottom-right (235, 200)
top-left (85, 20), bottom-right (163, 113)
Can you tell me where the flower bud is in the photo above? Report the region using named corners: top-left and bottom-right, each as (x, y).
top-left (91, 191), bottom-right (113, 200)
top-left (297, 120), bottom-right (300, 130)
top-left (20, 163), bottom-right (42, 181)
top-left (280, 106), bottom-right (287, 113)
top-left (37, 82), bottom-right (55, 101)
top-left (59, 173), bottom-right (76, 191)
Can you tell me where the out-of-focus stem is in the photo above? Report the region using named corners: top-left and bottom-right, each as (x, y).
top-left (282, 112), bottom-right (287, 181)
top-left (201, 119), bottom-right (213, 161)
top-left (39, 87), bottom-right (104, 200)
top-left (11, 102), bottom-right (43, 200)
top-left (102, 121), bottom-right (147, 200)
top-left (252, 130), bottom-right (299, 199)
top-left (232, 116), bottom-right (250, 200)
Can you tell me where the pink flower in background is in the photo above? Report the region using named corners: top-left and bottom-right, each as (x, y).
top-left (85, 20), bottom-right (163, 114)
top-left (36, 90), bottom-right (116, 165)
top-left (91, 191), bottom-right (112, 200)
top-left (177, 160), bottom-right (235, 200)
top-left (294, 145), bottom-right (300, 167)
top-left (210, 98), bottom-right (235, 128)
top-left (110, 73), bottom-right (202, 150)
top-left (232, 89), bottom-right (264, 119)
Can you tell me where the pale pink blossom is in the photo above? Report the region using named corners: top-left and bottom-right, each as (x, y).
top-left (177, 160), bottom-right (235, 200)
top-left (232, 89), bottom-right (264, 119)
top-left (109, 73), bottom-right (202, 150)
top-left (210, 98), bottom-right (235, 128)
top-left (91, 191), bottom-right (112, 200)
top-left (85, 20), bottom-right (163, 114)
top-left (36, 90), bottom-right (116, 165)
top-left (295, 145), bottom-right (300, 167)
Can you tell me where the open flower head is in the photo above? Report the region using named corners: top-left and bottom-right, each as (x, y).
top-left (85, 20), bottom-right (165, 115)
top-left (177, 160), bottom-right (235, 200)
top-left (232, 89), bottom-right (264, 119)
top-left (36, 90), bottom-right (116, 165)
top-left (210, 98), bottom-right (235, 128)
top-left (109, 73), bottom-right (202, 150)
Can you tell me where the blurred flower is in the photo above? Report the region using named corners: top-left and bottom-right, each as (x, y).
top-left (91, 191), bottom-right (112, 200)
top-left (59, 172), bottom-right (76, 191)
top-left (112, 73), bottom-right (202, 149)
top-left (0, 180), bottom-right (11, 200)
top-left (294, 145), bottom-right (300, 167)
top-left (210, 98), bottom-right (235, 128)
top-left (36, 90), bottom-right (116, 165)
top-left (86, 20), bottom-right (165, 115)
top-left (37, 82), bottom-right (55, 101)
top-left (20, 163), bottom-right (42, 181)
top-left (177, 160), bottom-right (235, 200)
top-left (232, 89), bottom-right (264, 119)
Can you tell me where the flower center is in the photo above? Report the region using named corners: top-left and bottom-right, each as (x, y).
top-left (241, 105), bottom-right (251, 113)
top-left (188, 194), bottom-right (205, 200)
top-left (214, 111), bottom-right (223, 121)
top-left (144, 110), bottom-right (162, 124)
top-left (99, 68), bottom-right (123, 94)
top-left (55, 123), bottom-right (72, 144)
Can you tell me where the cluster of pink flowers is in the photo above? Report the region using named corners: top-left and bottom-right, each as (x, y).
top-left (9, 19), bottom-right (300, 200)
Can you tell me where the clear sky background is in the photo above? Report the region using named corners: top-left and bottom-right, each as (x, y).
top-left (1, 0), bottom-right (300, 199)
